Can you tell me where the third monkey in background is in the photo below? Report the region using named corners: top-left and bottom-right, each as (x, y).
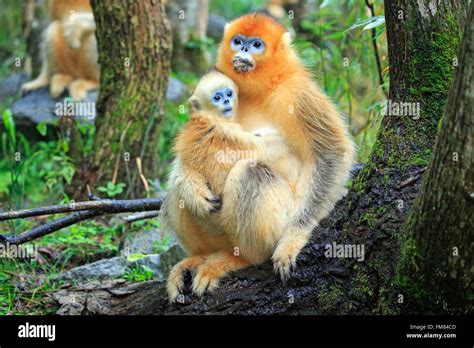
top-left (216, 14), bottom-right (356, 280)
top-left (22, 0), bottom-right (99, 100)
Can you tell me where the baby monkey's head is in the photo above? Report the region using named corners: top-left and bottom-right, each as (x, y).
top-left (189, 70), bottom-right (238, 119)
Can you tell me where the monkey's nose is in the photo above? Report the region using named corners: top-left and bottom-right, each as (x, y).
top-left (224, 99), bottom-right (229, 104)
top-left (242, 46), bottom-right (249, 52)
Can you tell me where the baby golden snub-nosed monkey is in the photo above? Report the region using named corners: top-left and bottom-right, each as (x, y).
top-left (21, 0), bottom-right (99, 101)
top-left (161, 70), bottom-right (294, 301)
top-left (214, 13), bottom-right (356, 281)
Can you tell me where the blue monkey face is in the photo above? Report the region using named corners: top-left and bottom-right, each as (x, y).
top-left (230, 35), bottom-right (265, 73)
top-left (211, 87), bottom-right (236, 118)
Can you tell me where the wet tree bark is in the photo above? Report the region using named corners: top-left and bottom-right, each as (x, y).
top-left (107, 0), bottom-right (469, 314)
top-left (400, 2), bottom-right (474, 313)
top-left (79, 0), bottom-right (171, 198)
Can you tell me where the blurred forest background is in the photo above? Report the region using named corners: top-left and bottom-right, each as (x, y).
top-left (0, 0), bottom-right (388, 314)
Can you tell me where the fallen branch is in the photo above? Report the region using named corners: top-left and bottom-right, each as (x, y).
top-left (0, 198), bottom-right (163, 221)
top-left (0, 197), bottom-right (163, 245)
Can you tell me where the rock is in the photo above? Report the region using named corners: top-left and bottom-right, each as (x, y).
top-left (60, 256), bottom-right (128, 281)
top-left (121, 228), bottom-right (163, 255)
top-left (130, 245), bottom-right (186, 280)
top-left (59, 232), bottom-right (185, 282)
top-left (1, 74), bottom-right (186, 130)
top-left (166, 77), bottom-right (188, 103)
top-left (0, 73), bottom-right (28, 100)
top-left (207, 14), bottom-right (227, 41)
top-left (11, 87), bottom-right (98, 126)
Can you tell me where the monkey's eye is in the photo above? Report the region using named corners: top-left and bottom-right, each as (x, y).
top-left (231, 36), bottom-right (244, 51)
top-left (214, 95), bottom-right (221, 102)
top-left (248, 38), bottom-right (265, 54)
top-left (227, 91), bottom-right (233, 97)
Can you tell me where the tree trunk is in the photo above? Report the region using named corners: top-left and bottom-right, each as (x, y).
top-left (166, 0), bottom-right (210, 75)
top-left (399, 3), bottom-right (474, 313)
top-left (85, 0), bottom-right (171, 198)
top-left (98, 1), bottom-right (469, 315)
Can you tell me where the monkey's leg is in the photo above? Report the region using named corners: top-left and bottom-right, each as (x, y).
top-left (68, 78), bottom-right (99, 101)
top-left (21, 60), bottom-right (51, 92)
top-left (192, 250), bottom-right (250, 297)
top-left (50, 73), bottom-right (74, 98)
top-left (21, 22), bottom-right (57, 93)
top-left (221, 159), bottom-right (293, 264)
top-left (167, 255), bottom-right (207, 302)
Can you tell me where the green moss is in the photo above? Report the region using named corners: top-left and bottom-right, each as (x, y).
top-left (317, 283), bottom-right (344, 313)
top-left (395, 235), bottom-right (427, 302)
top-left (351, 265), bottom-right (374, 297)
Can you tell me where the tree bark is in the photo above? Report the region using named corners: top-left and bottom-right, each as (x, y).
top-left (100, 1), bottom-right (470, 315)
top-left (166, 0), bottom-right (210, 75)
top-left (400, 2), bottom-right (474, 313)
top-left (84, 0), bottom-right (171, 198)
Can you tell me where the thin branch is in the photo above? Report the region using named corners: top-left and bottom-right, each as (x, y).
top-left (122, 211), bottom-right (160, 223)
top-left (365, 0), bottom-right (388, 97)
top-left (0, 198), bottom-right (163, 221)
top-left (0, 210), bottom-right (101, 245)
top-left (0, 197), bottom-right (163, 245)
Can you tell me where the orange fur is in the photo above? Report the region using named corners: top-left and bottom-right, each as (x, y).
top-left (216, 14), bottom-right (356, 280)
top-left (47, 0), bottom-right (92, 21)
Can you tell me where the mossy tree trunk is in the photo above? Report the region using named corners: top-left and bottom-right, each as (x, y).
top-left (400, 3), bottom-right (473, 313)
top-left (84, 0), bottom-right (171, 198)
top-left (336, 0), bottom-right (469, 314)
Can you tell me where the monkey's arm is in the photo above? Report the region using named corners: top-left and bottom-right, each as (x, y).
top-left (217, 122), bottom-right (289, 162)
top-left (64, 12), bottom-right (96, 50)
top-left (169, 159), bottom-right (221, 218)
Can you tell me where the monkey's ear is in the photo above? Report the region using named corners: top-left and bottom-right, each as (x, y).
top-left (281, 32), bottom-right (293, 49)
top-left (188, 96), bottom-right (201, 112)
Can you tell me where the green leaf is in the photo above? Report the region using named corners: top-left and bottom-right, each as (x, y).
top-left (36, 122), bottom-right (48, 136)
top-left (127, 253), bottom-right (147, 263)
top-left (345, 16), bottom-right (385, 32)
top-left (2, 109), bottom-right (15, 143)
top-left (363, 16), bottom-right (385, 30)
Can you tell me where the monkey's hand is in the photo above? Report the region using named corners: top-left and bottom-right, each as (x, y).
top-left (177, 177), bottom-right (222, 217)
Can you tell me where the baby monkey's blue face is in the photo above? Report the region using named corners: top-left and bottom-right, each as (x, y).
top-left (211, 87), bottom-right (235, 118)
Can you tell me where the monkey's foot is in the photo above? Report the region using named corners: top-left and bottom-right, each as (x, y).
top-left (68, 79), bottom-right (99, 101)
top-left (271, 242), bottom-right (300, 283)
top-left (21, 78), bottom-right (49, 93)
top-left (192, 264), bottom-right (221, 297)
top-left (166, 255), bottom-right (206, 303)
top-left (191, 251), bottom-right (250, 297)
